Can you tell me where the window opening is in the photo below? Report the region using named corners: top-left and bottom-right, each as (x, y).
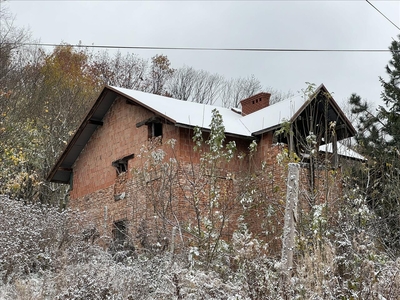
top-left (113, 220), bottom-right (127, 247)
top-left (114, 161), bottom-right (127, 174)
top-left (112, 154), bottom-right (134, 175)
top-left (273, 130), bottom-right (288, 145)
top-left (148, 122), bottom-right (163, 139)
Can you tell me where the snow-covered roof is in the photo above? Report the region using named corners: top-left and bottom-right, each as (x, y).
top-left (111, 86), bottom-right (310, 138)
top-left (240, 94), bottom-right (306, 134)
top-left (319, 142), bottom-right (366, 161)
top-left (111, 87), bottom-right (252, 137)
top-left (47, 84), bottom-right (360, 183)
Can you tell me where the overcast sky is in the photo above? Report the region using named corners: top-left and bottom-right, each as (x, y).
top-left (4, 0), bottom-right (400, 109)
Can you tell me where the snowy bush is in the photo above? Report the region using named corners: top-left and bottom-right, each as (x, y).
top-left (1, 177), bottom-right (400, 299)
top-left (0, 196), bottom-right (62, 283)
top-left (0, 195), bottom-right (95, 283)
top-left (0, 192), bottom-right (399, 299)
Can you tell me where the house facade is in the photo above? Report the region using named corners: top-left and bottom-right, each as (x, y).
top-left (47, 84), bottom-right (359, 254)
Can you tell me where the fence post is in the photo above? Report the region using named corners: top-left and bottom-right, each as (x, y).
top-left (281, 163), bottom-right (300, 292)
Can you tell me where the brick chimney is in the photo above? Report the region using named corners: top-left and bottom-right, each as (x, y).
top-left (240, 92), bottom-right (271, 116)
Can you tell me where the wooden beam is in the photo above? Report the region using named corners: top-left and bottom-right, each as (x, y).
top-left (136, 116), bottom-right (161, 128)
top-left (335, 123), bottom-right (347, 130)
top-left (126, 99), bottom-right (138, 106)
top-left (289, 123), bottom-right (294, 153)
top-left (113, 154), bottom-right (135, 164)
top-left (333, 133), bottom-right (339, 168)
top-left (58, 167), bottom-right (72, 172)
top-left (88, 119), bottom-right (103, 126)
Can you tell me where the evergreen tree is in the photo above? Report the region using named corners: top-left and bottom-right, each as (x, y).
top-left (349, 36), bottom-right (400, 254)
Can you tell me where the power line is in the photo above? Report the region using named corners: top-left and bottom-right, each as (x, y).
top-left (366, 0), bottom-right (400, 31)
top-left (20, 42), bottom-right (392, 53)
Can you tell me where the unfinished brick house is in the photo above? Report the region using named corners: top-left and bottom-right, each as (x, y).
top-left (47, 84), bottom-right (362, 254)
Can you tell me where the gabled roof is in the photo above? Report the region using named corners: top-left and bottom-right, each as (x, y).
top-left (240, 93), bottom-right (305, 134)
top-left (243, 84), bottom-right (356, 136)
top-left (47, 84), bottom-right (357, 183)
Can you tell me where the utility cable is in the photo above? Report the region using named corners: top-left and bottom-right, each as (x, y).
top-left (366, 0), bottom-right (400, 31)
top-left (19, 42), bottom-right (393, 52)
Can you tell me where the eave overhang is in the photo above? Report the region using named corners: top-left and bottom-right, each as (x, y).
top-left (174, 122), bottom-right (256, 140)
top-left (47, 85), bottom-right (179, 183)
top-left (47, 87), bottom-right (116, 183)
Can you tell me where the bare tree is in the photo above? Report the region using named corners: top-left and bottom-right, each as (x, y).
top-left (0, 2), bottom-right (30, 115)
top-left (167, 67), bottom-right (224, 105)
top-left (267, 87), bottom-right (294, 105)
top-left (221, 75), bottom-right (262, 108)
top-left (167, 65), bottom-right (197, 100)
top-left (90, 50), bottom-right (148, 90)
top-left (0, 2), bottom-right (29, 84)
top-left (191, 71), bottom-right (224, 105)
top-left (132, 110), bottom-right (242, 264)
top-left (146, 54), bottom-right (174, 95)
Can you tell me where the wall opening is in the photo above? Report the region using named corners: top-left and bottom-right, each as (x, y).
top-left (148, 122), bottom-right (163, 139)
top-left (112, 154), bottom-right (134, 176)
top-left (112, 219), bottom-right (128, 247)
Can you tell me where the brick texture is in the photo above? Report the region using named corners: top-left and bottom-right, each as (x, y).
top-left (68, 95), bottom-right (344, 255)
top-left (240, 92), bottom-right (271, 116)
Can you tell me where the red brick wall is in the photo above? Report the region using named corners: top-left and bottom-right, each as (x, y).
top-left (68, 96), bottom-right (343, 255)
top-left (71, 97), bottom-right (148, 199)
top-left (69, 97), bottom-right (171, 234)
top-left (68, 97), bottom-right (254, 245)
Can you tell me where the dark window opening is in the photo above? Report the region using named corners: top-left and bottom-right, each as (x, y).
top-left (112, 154), bottom-right (134, 175)
top-left (148, 122), bottom-right (163, 139)
top-left (272, 130), bottom-right (288, 145)
top-left (114, 161), bottom-right (127, 174)
top-left (113, 220), bottom-right (128, 246)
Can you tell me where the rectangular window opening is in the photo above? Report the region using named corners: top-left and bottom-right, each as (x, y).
top-left (112, 154), bottom-right (134, 175)
top-left (115, 161), bottom-right (127, 174)
top-left (113, 220), bottom-right (128, 246)
top-left (148, 122), bottom-right (163, 139)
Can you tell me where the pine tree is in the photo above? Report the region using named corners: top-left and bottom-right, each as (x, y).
top-left (349, 37), bottom-right (400, 254)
